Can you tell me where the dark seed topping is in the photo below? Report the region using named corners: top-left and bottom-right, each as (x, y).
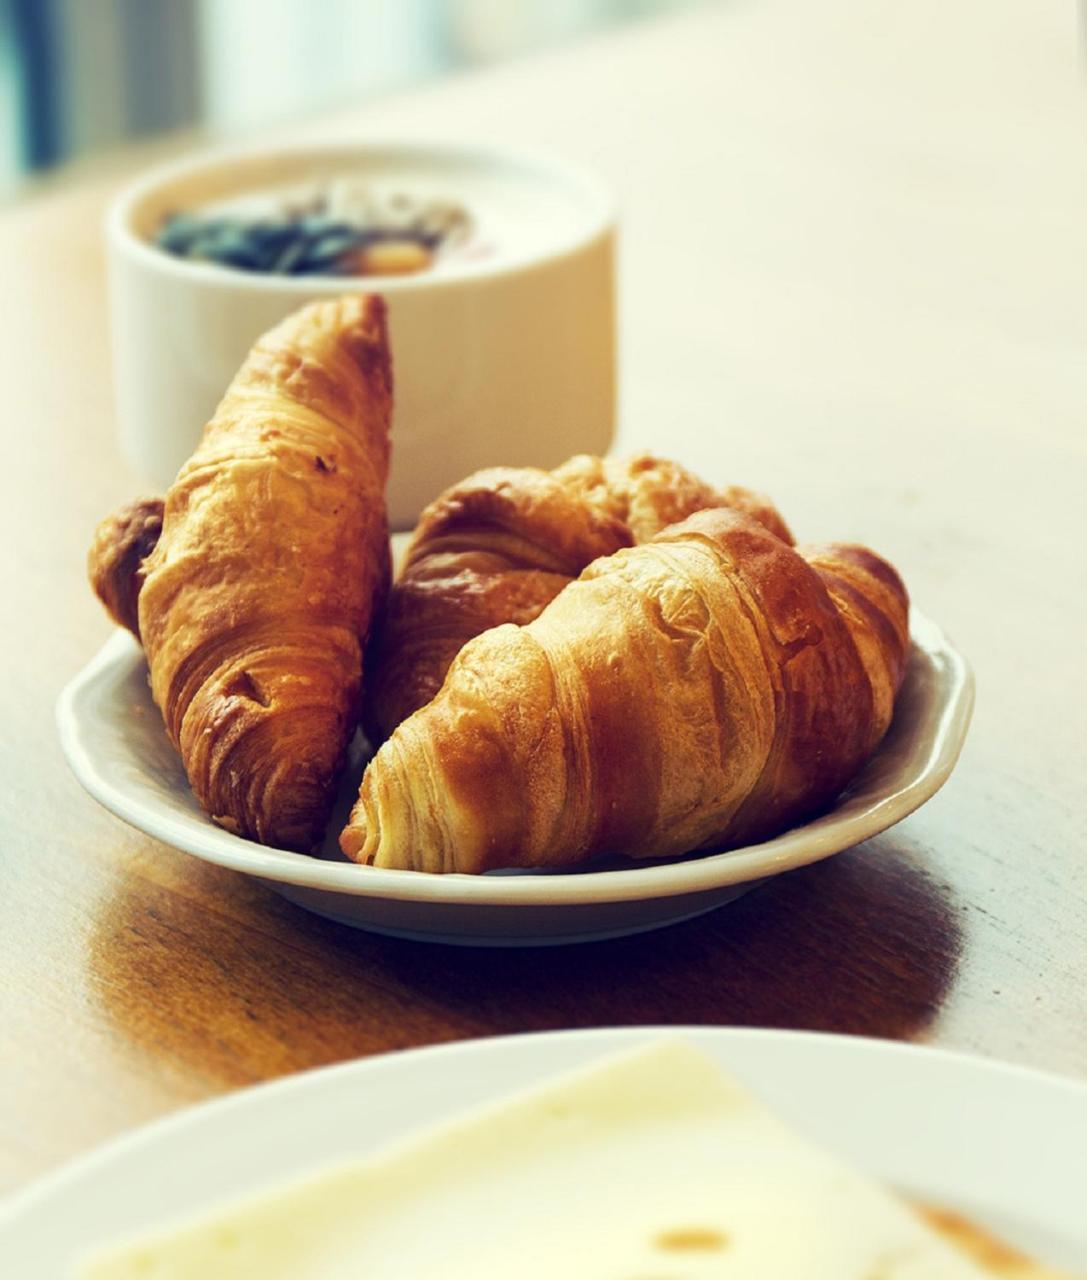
top-left (153, 183), bottom-right (471, 278)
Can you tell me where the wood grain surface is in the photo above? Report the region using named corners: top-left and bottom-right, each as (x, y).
top-left (1, 0), bottom-right (1085, 1194)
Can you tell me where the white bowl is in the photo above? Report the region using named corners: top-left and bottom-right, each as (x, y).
top-left (107, 141), bottom-right (616, 528)
top-left (57, 609), bottom-right (973, 947)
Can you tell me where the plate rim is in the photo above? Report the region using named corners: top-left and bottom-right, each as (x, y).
top-left (2, 1025), bottom-right (1082, 1235)
top-left (56, 607), bottom-right (975, 907)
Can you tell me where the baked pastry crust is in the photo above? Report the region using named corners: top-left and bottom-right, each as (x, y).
top-left (87, 496), bottom-right (164, 638)
top-left (365, 453), bottom-right (793, 741)
top-left (342, 504), bottom-right (908, 872)
top-left (89, 295), bottom-right (392, 851)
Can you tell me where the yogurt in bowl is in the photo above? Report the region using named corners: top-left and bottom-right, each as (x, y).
top-left (108, 141), bottom-right (616, 527)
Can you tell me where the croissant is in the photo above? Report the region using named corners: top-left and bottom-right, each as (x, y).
top-left (88, 295), bottom-right (393, 851)
top-left (365, 453), bottom-right (793, 741)
top-left (87, 496), bottom-right (164, 639)
top-left (341, 505), bottom-right (909, 872)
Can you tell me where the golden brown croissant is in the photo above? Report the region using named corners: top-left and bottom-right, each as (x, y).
top-left (341, 505), bottom-right (909, 872)
top-left (365, 453), bottom-right (793, 741)
top-left (87, 496), bottom-right (164, 639)
top-left (89, 295), bottom-right (393, 851)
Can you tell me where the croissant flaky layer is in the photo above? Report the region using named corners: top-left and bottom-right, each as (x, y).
top-left (365, 453), bottom-right (793, 742)
top-left (341, 507), bottom-right (909, 873)
top-left (90, 295), bottom-right (393, 851)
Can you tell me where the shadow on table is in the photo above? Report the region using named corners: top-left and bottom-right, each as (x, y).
top-left (375, 836), bottom-right (964, 1039)
top-left (85, 831), bottom-right (963, 1089)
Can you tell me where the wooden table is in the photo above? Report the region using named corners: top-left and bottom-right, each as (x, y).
top-left (2, 0), bottom-right (1084, 1194)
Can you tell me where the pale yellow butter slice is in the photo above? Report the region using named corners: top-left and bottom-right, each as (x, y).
top-left (80, 1042), bottom-right (999, 1279)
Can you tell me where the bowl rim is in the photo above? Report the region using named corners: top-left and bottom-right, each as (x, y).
top-left (106, 138), bottom-right (617, 294)
top-left (57, 608), bottom-right (974, 908)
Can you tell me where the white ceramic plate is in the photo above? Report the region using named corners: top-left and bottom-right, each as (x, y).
top-left (57, 609), bottom-right (973, 946)
top-left (1, 1028), bottom-right (1083, 1275)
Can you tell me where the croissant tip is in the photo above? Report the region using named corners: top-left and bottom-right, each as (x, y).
top-left (339, 824), bottom-right (365, 862)
top-left (329, 293), bottom-right (392, 398)
top-left (348, 290), bottom-right (388, 333)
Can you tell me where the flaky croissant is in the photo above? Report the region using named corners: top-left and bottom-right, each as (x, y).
top-left (341, 505), bottom-right (909, 872)
top-left (365, 453), bottom-right (793, 741)
top-left (88, 295), bottom-right (393, 851)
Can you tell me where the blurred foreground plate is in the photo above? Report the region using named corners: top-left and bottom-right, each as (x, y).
top-left (1, 1028), bottom-right (1083, 1274)
top-left (57, 609), bottom-right (973, 946)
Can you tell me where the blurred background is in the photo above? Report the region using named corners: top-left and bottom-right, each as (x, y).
top-left (0, 0), bottom-right (698, 197)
